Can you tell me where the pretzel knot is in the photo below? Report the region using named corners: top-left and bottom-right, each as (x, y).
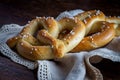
top-left (7, 17), bottom-right (85, 60)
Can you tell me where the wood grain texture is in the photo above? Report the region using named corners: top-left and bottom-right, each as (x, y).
top-left (0, 0), bottom-right (120, 80)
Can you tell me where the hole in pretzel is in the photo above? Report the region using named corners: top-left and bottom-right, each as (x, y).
top-left (58, 29), bottom-right (70, 40)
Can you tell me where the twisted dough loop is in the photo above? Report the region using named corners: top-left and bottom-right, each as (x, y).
top-left (106, 16), bottom-right (120, 36)
top-left (71, 10), bottom-right (115, 52)
top-left (74, 10), bottom-right (106, 35)
top-left (58, 18), bottom-right (85, 52)
top-left (7, 17), bottom-right (60, 60)
top-left (7, 17), bottom-right (85, 60)
top-left (71, 21), bottom-right (115, 52)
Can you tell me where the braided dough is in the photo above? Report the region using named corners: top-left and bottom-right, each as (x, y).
top-left (7, 17), bottom-right (85, 60)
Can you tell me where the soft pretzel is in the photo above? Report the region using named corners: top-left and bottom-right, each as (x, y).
top-left (7, 17), bottom-right (60, 60)
top-left (106, 16), bottom-right (120, 36)
top-left (37, 18), bottom-right (86, 57)
top-left (7, 17), bottom-right (85, 60)
top-left (7, 10), bottom-right (118, 60)
top-left (7, 17), bottom-right (59, 48)
top-left (71, 21), bottom-right (115, 52)
top-left (74, 10), bottom-right (106, 35)
top-left (71, 10), bottom-right (115, 52)
top-left (57, 18), bottom-right (85, 52)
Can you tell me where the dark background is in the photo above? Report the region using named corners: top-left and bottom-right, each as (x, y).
top-left (0, 0), bottom-right (120, 80)
top-left (0, 0), bottom-right (120, 27)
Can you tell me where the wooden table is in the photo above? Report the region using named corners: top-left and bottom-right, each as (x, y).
top-left (0, 0), bottom-right (120, 80)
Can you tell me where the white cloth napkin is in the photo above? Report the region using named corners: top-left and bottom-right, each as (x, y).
top-left (0, 9), bottom-right (120, 80)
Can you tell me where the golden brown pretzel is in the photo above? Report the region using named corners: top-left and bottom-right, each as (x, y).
top-left (57, 18), bottom-right (85, 52)
top-left (106, 16), bottom-right (120, 36)
top-left (7, 17), bottom-right (59, 48)
top-left (7, 17), bottom-right (60, 60)
top-left (71, 21), bottom-right (115, 52)
top-left (74, 10), bottom-right (106, 35)
top-left (7, 17), bottom-right (85, 60)
top-left (70, 10), bottom-right (115, 52)
top-left (36, 17), bottom-right (85, 58)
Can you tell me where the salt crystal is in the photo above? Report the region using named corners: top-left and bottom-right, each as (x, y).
top-left (90, 36), bottom-right (93, 41)
top-left (21, 43), bottom-right (23, 45)
top-left (43, 16), bottom-right (45, 19)
top-left (28, 21), bottom-right (31, 23)
top-left (26, 33), bottom-right (30, 35)
top-left (23, 35), bottom-right (26, 37)
top-left (102, 25), bottom-right (106, 28)
top-left (35, 48), bottom-right (37, 51)
top-left (47, 17), bottom-right (54, 20)
top-left (15, 37), bottom-right (18, 39)
top-left (64, 38), bottom-right (66, 40)
top-left (90, 36), bottom-right (94, 44)
top-left (74, 18), bottom-right (78, 23)
top-left (96, 10), bottom-right (100, 15)
top-left (70, 30), bottom-right (75, 35)
top-left (51, 45), bottom-right (54, 48)
top-left (66, 19), bottom-right (69, 22)
top-left (68, 36), bottom-right (71, 39)
top-left (36, 16), bottom-right (39, 18)
top-left (48, 24), bottom-right (51, 27)
top-left (107, 26), bottom-right (110, 28)
top-left (102, 22), bottom-right (106, 25)
top-left (88, 15), bottom-right (91, 18)
top-left (32, 48), bottom-right (34, 50)
top-left (46, 17), bottom-right (50, 20)
top-left (51, 17), bottom-right (54, 19)
top-left (21, 33), bottom-right (24, 35)
top-left (96, 32), bottom-right (100, 35)
top-left (25, 35), bottom-right (28, 38)
top-left (88, 12), bottom-right (91, 15)
top-left (41, 31), bottom-right (47, 36)
top-left (83, 19), bottom-right (87, 24)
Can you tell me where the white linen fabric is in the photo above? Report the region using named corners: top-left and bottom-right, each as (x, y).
top-left (0, 9), bottom-right (120, 80)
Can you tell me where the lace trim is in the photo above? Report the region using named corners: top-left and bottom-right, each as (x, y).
top-left (0, 24), bottom-right (37, 70)
top-left (0, 24), bottom-right (22, 33)
top-left (38, 61), bottom-right (51, 80)
top-left (0, 43), bottom-right (37, 69)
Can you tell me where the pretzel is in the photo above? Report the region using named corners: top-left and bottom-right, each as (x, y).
top-left (71, 21), bottom-right (115, 52)
top-left (7, 17), bottom-right (85, 60)
top-left (7, 17), bottom-right (59, 60)
top-left (7, 17), bottom-right (58, 48)
top-left (70, 10), bottom-right (115, 52)
top-left (74, 10), bottom-right (106, 35)
top-left (57, 18), bottom-right (85, 52)
top-left (106, 16), bottom-right (120, 36)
